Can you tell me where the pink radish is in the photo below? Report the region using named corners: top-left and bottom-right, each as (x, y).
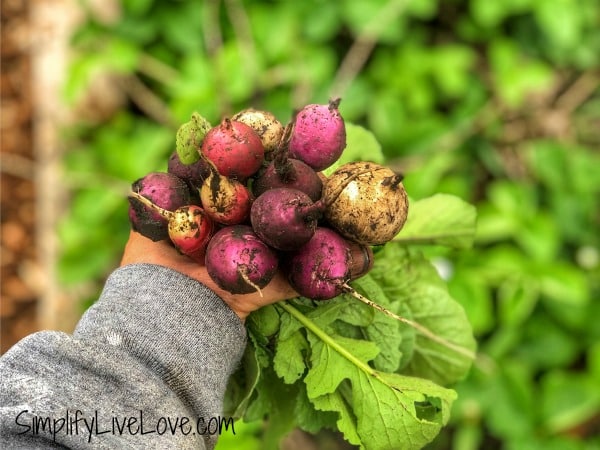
top-left (288, 98), bottom-right (346, 171)
top-left (201, 118), bottom-right (264, 180)
top-left (128, 191), bottom-right (214, 263)
top-left (167, 151), bottom-right (211, 191)
top-left (128, 172), bottom-right (192, 241)
top-left (205, 225), bottom-right (279, 295)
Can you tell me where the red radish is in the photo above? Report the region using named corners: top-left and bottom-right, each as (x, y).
top-left (288, 98), bottom-right (346, 171)
top-left (231, 108), bottom-right (284, 156)
top-left (323, 161), bottom-right (409, 245)
top-left (128, 192), bottom-right (214, 262)
top-left (199, 159), bottom-right (253, 225)
top-left (201, 118), bottom-right (264, 180)
top-left (128, 172), bottom-right (192, 241)
top-left (205, 225), bottom-right (278, 295)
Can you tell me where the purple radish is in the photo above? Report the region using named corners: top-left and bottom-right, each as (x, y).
top-left (286, 227), bottom-right (354, 300)
top-left (167, 151), bottom-right (211, 191)
top-left (128, 172), bottom-right (192, 241)
top-left (288, 98), bottom-right (346, 171)
top-left (253, 158), bottom-right (323, 202)
top-left (250, 164), bottom-right (383, 250)
top-left (128, 191), bottom-right (214, 262)
top-left (252, 124), bottom-right (323, 202)
top-left (286, 227), bottom-right (476, 359)
top-left (201, 118), bottom-right (265, 180)
top-left (250, 187), bottom-right (321, 251)
top-left (205, 225), bottom-right (279, 295)
top-left (231, 108), bottom-right (284, 156)
top-left (199, 158), bottom-right (253, 225)
top-left (323, 161), bottom-right (409, 245)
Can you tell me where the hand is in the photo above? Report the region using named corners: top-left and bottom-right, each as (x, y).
top-left (120, 230), bottom-right (372, 321)
top-left (120, 230), bottom-right (297, 321)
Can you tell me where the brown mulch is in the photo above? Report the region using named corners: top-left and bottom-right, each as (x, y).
top-left (1, 0), bottom-right (40, 354)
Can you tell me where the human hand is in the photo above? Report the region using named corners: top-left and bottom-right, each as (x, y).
top-left (120, 230), bottom-right (372, 321)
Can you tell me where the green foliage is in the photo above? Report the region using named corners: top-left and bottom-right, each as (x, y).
top-left (62, 0), bottom-right (600, 448)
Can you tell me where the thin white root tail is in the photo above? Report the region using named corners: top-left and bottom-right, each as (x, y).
top-left (341, 283), bottom-right (476, 360)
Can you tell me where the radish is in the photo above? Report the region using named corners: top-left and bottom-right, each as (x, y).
top-left (231, 108), bottom-right (284, 156)
top-left (128, 192), bottom-right (214, 263)
top-left (286, 227), bottom-right (475, 359)
top-left (205, 225), bottom-right (278, 295)
top-left (286, 227), bottom-right (354, 300)
top-left (199, 158), bottom-right (253, 225)
top-left (250, 187), bottom-right (321, 251)
top-left (128, 172), bottom-right (192, 241)
top-left (252, 124), bottom-right (323, 202)
top-left (167, 151), bottom-right (211, 191)
top-left (175, 112), bottom-right (211, 164)
top-left (201, 118), bottom-right (264, 180)
top-left (250, 164), bottom-right (383, 250)
top-left (323, 161), bottom-right (409, 245)
top-left (288, 98), bottom-right (346, 171)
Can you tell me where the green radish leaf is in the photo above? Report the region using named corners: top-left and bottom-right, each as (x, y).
top-left (275, 303), bottom-right (457, 450)
top-left (297, 317), bottom-right (456, 450)
top-left (273, 328), bottom-right (308, 384)
top-left (394, 193), bottom-right (477, 249)
top-left (370, 245), bottom-right (477, 385)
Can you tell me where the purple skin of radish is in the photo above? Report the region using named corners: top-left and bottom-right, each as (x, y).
top-left (201, 118), bottom-right (265, 180)
top-left (167, 151), bottom-right (211, 191)
top-left (128, 172), bottom-right (192, 241)
top-left (250, 187), bottom-right (324, 251)
top-left (252, 158), bottom-right (323, 202)
top-left (288, 98), bottom-right (346, 171)
top-left (205, 225), bottom-right (279, 295)
top-left (286, 227), bottom-right (355, 300)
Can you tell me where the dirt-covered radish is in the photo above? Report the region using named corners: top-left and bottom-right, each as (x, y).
top-left (128, 172), bottom-right (192, 241)
top-left (323, 161), bottom-right (409, 245)
top-left (288, 98), bottom-right (346, 171)
top-left (205, 225), bottom-right (278, 295)
top-left (129, 192), bottom-right (214, 262)
top-left (250, 187), bottom-right (322, 251)
top-left (201, 118), bottom-right (264, 180)
top-left (175, 112), bottom-right (211, 164)
top-left (231, 108), bottom-right (284, 156)
top-left (199, 160), bottom-right (253, 225)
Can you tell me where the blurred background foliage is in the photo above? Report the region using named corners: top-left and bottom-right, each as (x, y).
top-left (59, 0), bottom-right (599, 448)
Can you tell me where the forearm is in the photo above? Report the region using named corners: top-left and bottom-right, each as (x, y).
top-left (0, 264), bottom-right (247, 449)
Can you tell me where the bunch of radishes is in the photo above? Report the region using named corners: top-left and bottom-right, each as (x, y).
top-left (127, 99), bottom-right (409, 301)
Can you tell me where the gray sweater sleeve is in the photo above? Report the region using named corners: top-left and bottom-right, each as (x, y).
top-left (0, 263), bottom-right (248, 449)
